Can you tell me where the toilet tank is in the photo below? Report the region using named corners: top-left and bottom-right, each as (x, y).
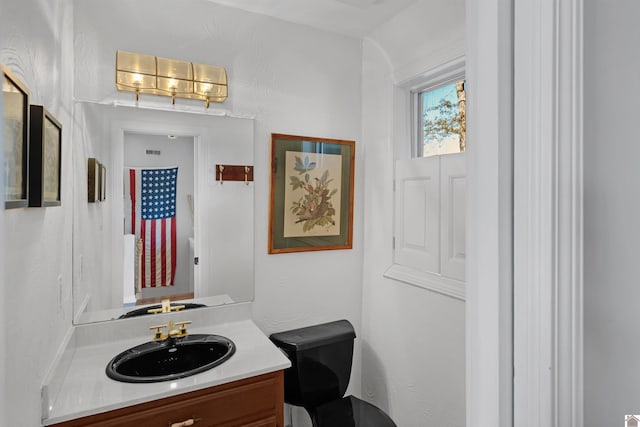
top-left (269, 320), bottom-right (356, 409)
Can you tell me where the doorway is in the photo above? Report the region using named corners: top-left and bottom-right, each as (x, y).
top-left (122, 132), bottom-right (195, 305)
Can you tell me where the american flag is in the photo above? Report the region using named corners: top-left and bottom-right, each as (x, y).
top-left (125, 167), bottom-right (178, 288)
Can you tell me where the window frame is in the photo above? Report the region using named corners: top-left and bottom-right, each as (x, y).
top-left (384, 56), bottom-right (466, 300)
top-left (412, 68), bottom-right (466, 158)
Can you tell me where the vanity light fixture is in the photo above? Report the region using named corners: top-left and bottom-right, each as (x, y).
top-left (115, 50), bottom-right (228, 107)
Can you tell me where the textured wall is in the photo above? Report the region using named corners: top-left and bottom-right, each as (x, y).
top-left (0, 0), bottom-right (75, 425)
top-left (360, 0), bottom-right (466, 425)
top-left (367, 0), bottom-right (466, 83)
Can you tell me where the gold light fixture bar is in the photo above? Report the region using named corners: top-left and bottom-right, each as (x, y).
top-left (115, 50), bottom-right (228, 107)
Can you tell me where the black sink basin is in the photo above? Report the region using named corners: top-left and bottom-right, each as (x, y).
top-left (118, 303), bottom-right (207, 319)
top-left (105, 334), bottom-right (235, 383)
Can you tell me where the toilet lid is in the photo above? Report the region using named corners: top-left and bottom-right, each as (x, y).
top-left (312, 395), bottom-right (397, 427)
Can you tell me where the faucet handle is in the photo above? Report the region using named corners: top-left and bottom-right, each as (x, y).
top-left (169, 304), bottom-right (186, 312)
top-left (174, 320), bottom-right (192, 337)
top-left (149, 324), bottom-right (168, 341)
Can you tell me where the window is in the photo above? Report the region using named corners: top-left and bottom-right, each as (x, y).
top-left (384, 59), bottom-right (466, 300)
top-left (418, 79), bottom-right (466, 157)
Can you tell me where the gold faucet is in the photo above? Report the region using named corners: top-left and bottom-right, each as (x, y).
top-left (147, 299), bottom-right (186, 315)
top-left (149, 323), bottom-right (169, 341)
top-left (169, 320), bottom-right (192, 338)
top-left (149, 320), bottom-right (192, 341)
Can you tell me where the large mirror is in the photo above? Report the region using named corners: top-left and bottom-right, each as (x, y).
top-left (72, 102), bottom-right (254, 324)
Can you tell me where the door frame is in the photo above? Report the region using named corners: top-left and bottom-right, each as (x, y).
top-left (466, 0), bottom-right (584, 426)
top-left (110, 119), bottom-right (205, 304)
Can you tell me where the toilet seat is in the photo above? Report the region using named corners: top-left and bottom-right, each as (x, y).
top-left (311, 395), bottom-right (397, 427)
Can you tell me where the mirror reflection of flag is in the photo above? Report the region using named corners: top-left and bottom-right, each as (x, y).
top-left (125, 167), bottom-right (178, 288)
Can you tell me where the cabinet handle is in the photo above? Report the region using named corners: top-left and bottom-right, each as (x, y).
top-left (170, 418), bottom-right (199, 427)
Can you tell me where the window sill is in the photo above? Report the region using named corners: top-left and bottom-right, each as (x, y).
top-left (383, 264), bottom-right (465, 301)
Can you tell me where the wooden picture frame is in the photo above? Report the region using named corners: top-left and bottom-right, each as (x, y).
top-left (88, 157), bottom-right (99, 203)
top-left (2, 65), bottom-right (30, 209)
top-left (269, 133), bottom-right (354, 254)
top-left (29, 105), bottom-right (62, 207)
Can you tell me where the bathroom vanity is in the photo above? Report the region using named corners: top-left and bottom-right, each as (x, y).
top-left (42, 315), bottom-right (290, 427)
top-left (47, 371), bottom-right (283, 426)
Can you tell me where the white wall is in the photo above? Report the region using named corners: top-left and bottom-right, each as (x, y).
top-left (72, 102), bottom-right (113, 315)
top-left (74, 1), bottom-right (363, 425)
top-left (0, 0), bottom-right (75, 425)
top-left (366, 0), bottom-right (466, 84)
top-left (584, 0), bottom-right (640, 424)
top-left (360, 0), bottom-right (466, 425)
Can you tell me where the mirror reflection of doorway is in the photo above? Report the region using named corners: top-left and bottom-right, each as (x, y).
top-left (122, 132), bottom-right (195, 306)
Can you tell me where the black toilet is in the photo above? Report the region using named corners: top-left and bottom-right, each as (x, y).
top-left (270, 320), bottom-right (397, 427)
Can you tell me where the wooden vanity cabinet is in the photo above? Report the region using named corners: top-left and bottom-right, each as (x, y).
top-left (48, 371), bottom-right (284, 427)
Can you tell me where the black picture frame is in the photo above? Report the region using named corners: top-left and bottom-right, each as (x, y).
top-left (2, 65), bottom-right (30, 209)
top-left (29, 105), bottom-right (62, 207)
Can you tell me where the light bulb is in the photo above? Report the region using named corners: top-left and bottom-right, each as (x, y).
top-left (200, 83), bottom-right (213, 94)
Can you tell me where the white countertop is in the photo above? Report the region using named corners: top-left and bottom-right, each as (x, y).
top-left (43, 319), bottom-right (291, 425)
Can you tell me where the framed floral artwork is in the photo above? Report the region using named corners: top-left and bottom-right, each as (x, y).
top-left (269, 133), bottom-right (354, 254)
